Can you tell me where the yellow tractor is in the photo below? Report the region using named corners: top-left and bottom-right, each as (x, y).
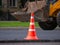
top-left (35, 0), bottom-right (60, 30)
top-left (11, 0), bottom-right (60, 30)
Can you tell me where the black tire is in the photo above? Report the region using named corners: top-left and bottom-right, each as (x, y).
top-left (57, 11), bottom-right (60, 26)
top-left (38, 17), bottom-right (57, 30)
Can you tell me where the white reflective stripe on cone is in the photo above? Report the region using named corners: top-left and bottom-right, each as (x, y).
top-left (29, 29), bottom-right (35, 31)
top-left (31, 16), bottom-right (34, 19)
top-left (30, 22), bottom-right (34, 25)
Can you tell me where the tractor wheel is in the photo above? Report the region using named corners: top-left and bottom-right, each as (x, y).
top-left (38, 17), bottom-right (57, 30)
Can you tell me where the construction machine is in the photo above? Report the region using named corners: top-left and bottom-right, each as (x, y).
top-left (34, 0), bottom-right (60, 30)
top-left (11, 0), bottom-right (60, 30)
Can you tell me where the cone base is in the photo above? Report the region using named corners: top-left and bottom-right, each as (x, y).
top-left (24, 36), bottom-right (39, 40)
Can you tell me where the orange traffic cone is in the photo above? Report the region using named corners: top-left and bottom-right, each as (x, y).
top-left (24, 12), bottom-right (38, 40)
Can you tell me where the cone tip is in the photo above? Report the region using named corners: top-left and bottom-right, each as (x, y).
top-left (31, 12), bottom-right (34, 16)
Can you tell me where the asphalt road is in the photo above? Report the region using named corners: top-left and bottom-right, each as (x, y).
top-left (0, 42), bottom-right (60, 45)
top-left (0, 27), bottom-right (60, 45)
top-left (0, 27), bottom-right (60, 40)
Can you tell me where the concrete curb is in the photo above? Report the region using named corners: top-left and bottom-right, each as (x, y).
top-left (0, 27), bottom-right (40, 30)
top-left (0, 40), bottom-right (60, 43)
